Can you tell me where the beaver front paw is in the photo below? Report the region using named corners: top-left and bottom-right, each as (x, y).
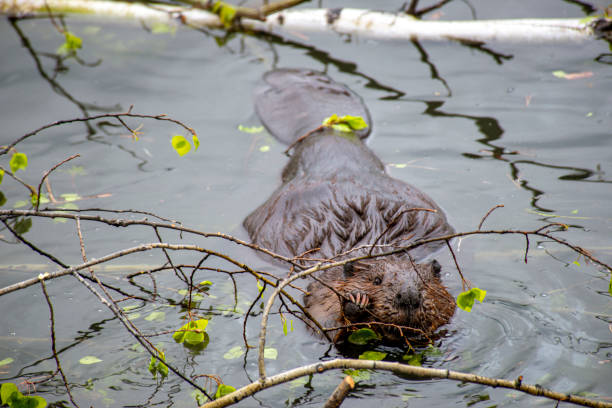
top-left (343, 290), bottom-right (370, 321)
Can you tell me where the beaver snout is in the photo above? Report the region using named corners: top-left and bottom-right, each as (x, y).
top-left (394, 287), bottom-right (422, 310)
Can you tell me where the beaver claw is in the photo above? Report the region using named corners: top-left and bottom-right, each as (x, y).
top-left (343, 290), bottom-right (369, 320)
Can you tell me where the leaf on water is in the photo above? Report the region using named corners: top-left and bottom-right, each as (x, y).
top-left (457, 287), bottom-right (487, 312)
top-left (79, 356), bottom-right (102, 365)
top-left (344, 369), bottom-right (370, 382)
top-left (214, 384), bottom-right (236, 399)
top-left (0, 358), bottom-right (14, 367)
top-left (223, 346), bottom-right (244, 360)
top-left (14, 218), bottom-right (32, 235)
top-left (184, 330), bottom-right (205, 346)
top-left (552, 70), bottom-right (594, 80)
top-left (145, 311), bottom-right (166, 322)
top-left (60, 193), bottom-right (81, 202)
top-left (358, 351), bottom-right (387, 361)
top-left (173, 319), bottom-right (208, 345)
top-left (57, 31), bottom-right (82, 55)
top-left (13, 200), bottom-right (28, 209)
top-left (151, 22), bottom-right (176, 34)
top-left (264, 348), bottom-right (278, 360)
top-left (126, 312), bottom-right (141, 320)
top-left (9, 153), bottom-right (28, 172)
top-left (122, 304), bottom-right (139, 312)
top-left (237, 125), bottom-right (264, 134)
top-left (347, 328), bottom-right (379, 345)
top-left (171, 135), bottom-right (191, 156)
top-left (402, 353), bottom-right (422, 366)
top-left (0, 169), bottom-right (4, 184)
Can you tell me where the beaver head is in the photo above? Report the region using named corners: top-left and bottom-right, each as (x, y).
top-left (304, 258), bottom-right (455, 342)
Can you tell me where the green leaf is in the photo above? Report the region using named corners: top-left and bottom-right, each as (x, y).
top-left (191, 390), bottom-right (209, 405)
top-left (10, 153), bottom-right (28, 172)
top-left (184, 330), bottom-right (205, 346)
top-left (199, 280), bottom-right (212, 287)
top-left (122, 304), bottom-right (139, 312)
top-left (343, 115), bottom-right (368, 130)
top-left (223, 346), bottom-right (244, 360)
top-left (237, 125), bottom-right (264, 134)
top-left (214, 384), bottom-right (236, 399)
top-left (0, 169), bottom-right (4, 184)
top-left (0, 358), bottom-right (14, 367)
top-left (14, 218), bottom-right (32, 235)
top-left (212, 1), bottom-right (236, 28)
top-left (257, 280), bottom-right (263, 292)
top-left (457, 287), bottom-right (487, 312)
top-left (171, 135), bottom-right (191, 156)
top-left (145, 311), bottom-right (166, 322)
top-left (608, 275), bottom-right (611, 296)
top-left (60, 193), bottom-right (81, 202)
top-left (347, 328), bottom-right (380, 345)
top-left (79, 356), bottom-right (102, 365)
top-left (402, 353), bottom-right (422, 366)
top-left (322, 114), bottom-right (340, 126)
top-left (358, 351), bottom-right (386, 361)
top-left (331, 123), bottom-right (352, 133)
top-left (57, 31), bottom-right (82, 55)
top-left (344, 369), bottom-right (370, 382)
top-left (0, 191), bottom-right (6, 207)
top-left (192, 134), bottom-right (200, 151)
top-left (552, 70), bottom-right (567, 78)
top-left (1, 383), bottom-right (19, 405)
top-left (259, 145), bottom-right (270, 152)
top-left (264, 348), bottom-right (278, 360)
top-left (148, 356), bottom-right (156, 375)
top-left (282, 319), bottom-right (287, 336)
top-left (126, 312), bottom-right (141, 320)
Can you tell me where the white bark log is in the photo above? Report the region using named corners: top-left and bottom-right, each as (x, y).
top-left (0, 0), bottom-right (607, 43)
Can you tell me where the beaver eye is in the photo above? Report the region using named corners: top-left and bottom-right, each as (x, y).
top-left (373, 277), bottom-right (382, 285)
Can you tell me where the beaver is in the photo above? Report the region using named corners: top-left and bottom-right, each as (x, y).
top-left (244, 68), bottom-right (455, 340)
top-left (304, 259), bottom-right (455, 342)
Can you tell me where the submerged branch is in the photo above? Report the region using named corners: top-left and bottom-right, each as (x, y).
top-left (1, 0), bottom-right (609, 43)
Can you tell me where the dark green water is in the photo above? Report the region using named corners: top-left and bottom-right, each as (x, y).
top-left (0, 1), bottom-right (611, 406)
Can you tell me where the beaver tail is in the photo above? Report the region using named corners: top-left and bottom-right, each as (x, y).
top-left (254, 68), bottom-right (372, 145)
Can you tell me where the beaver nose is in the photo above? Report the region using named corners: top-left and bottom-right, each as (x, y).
top-left (395, 288), bottom-right (422, 310)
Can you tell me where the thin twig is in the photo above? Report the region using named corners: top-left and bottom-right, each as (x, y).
top-left (35, 154), bottom-right (80, 211)
top-left (478, 204), bottom-right (504, 230)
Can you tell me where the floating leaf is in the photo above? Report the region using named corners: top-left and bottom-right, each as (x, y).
top-left (61, 193), bottom-right (81, 202)
top-left (223, 346), bottom-right (244, 360)
top-left (126, 312), bottom-right (141, 320)
top-left (264, 348), bottom-right (278, 360)
top-left (347, 328), bottom-right (379, 345)
top-left (214, 384), bottom-right (236, 399)
top-left (14, 218), bottom-right (32, 235)
top-left (344, 369), bottom-right (370, 382)
top-left (151, 22), bottom-right (176, 34)
top-left (79, 356), bottom-right (102, 365)
top-left (0, 358), bottom-right (13, 367)
top-left (0, 169), bottom-right (4, 184)
top-left (402, 353), bottom-right (422, 366)
top-left (145, 311), bottom-right (166, 322)
top-left (191, 390), bottom-right (209, 405)
top-left (359, 351), bottom-right (386, 361)
top-left (237, 125), bottom-right (264, 134)
top-left (457, 287), bottom-right (487, 312)
top-left (122, 305), bottom-right (139, 312)
top-left (184, 330), bottom-right (205, 346)
top-left (57, 31), bottom-right (82, 55)
top-left (10, 153), bottom-right (28, 172)
top-left (171, 135), bottom-right (191, 156)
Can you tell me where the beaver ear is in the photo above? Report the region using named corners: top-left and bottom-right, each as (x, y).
top-left (343, 262), bottom-right (355, 277)
top-left (431, 260), bottom-right (441, 277)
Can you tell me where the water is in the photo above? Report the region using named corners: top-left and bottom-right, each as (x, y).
top-left (0, 1), bottom-right (611, 407)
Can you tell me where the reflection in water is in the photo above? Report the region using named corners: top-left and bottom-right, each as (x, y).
top-left (421, 100), bottom-right (610, 212)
